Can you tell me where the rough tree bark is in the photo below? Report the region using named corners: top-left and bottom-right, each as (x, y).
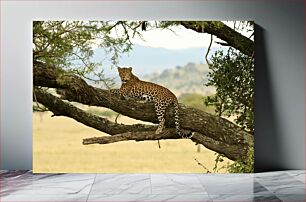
top-left (33, 61), bottom-right (253, 163)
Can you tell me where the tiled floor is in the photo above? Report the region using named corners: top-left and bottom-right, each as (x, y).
top-left (0, 170), bottom-right (305, 201)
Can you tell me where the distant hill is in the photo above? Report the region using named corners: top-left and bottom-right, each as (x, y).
top-left (93, 44), bottom-right (221, 79)
top-left (91, 45), bottom-right (219, 96)
top-left (143, 62), bottom-right (215, 97)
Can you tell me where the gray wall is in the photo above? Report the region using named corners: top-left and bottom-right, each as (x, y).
top-left (1, 0), bottom-right (305, 171)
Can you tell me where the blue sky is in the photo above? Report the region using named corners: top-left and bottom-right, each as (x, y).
top-left (91, 21), bottom-right (251, 81)
top-left (93, 44), bottom-right (222, 79)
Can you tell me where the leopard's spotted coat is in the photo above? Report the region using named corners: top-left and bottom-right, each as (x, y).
top-left (116, 67), bottom-right (190, 138)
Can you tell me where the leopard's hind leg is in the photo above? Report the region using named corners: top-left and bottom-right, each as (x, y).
top-left (154, 102), bottom-right (166, 134)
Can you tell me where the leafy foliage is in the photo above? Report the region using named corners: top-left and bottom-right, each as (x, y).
top-left (33, 21), bottom-right (144, 88)
top-left (205, 48), bottom-right (254, 133)
top-left (203, 22), bottom-right (254, 171)
top-left (227, 147), bottom-right (254, 173)
top-left (206, 148), bottom-right (254, 174)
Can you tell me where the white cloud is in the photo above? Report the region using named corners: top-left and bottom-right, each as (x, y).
top-left (130, 25), bottom-right (220, 50)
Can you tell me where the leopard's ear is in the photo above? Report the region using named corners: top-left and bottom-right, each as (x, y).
top-left (128, 67), bottom-right (132, 71)
top-left (117, 66), bottom-right (121, 70)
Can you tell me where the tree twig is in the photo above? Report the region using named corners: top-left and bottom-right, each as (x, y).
top-left (83, 129), bottom-right (180, 145)
top-left (205, 34), bottom-right (213, 67)
top-left (194, 158), bottom-right (211, 173)
top-left (115, 113), bottom-right (120, 124)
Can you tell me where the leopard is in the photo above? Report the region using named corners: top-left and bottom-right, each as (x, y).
top-left (115, 66), bottom-right (192, 138)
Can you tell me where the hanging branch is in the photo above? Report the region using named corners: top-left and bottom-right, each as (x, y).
top-left (205, 34), bottom-right (213, 67)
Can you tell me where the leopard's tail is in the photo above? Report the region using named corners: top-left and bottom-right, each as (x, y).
top-left (173, 101), bottom-right (182, 137)
top-left (173, 101), bottom-right (193, 139)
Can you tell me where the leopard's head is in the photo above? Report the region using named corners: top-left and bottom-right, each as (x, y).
top-left (117, 67), bottom-right (133, 83)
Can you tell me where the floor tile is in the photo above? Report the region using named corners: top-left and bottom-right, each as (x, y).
top-left (256, 173), bottom-right (305, 195)
top-left (1, 170), bottom-right (306, 202)
top-left (90, 174), bottom-right (151, 195)
top-left (0, 170), bottom-right (30, 178)
top-left (1, 173), bottom-right (96, 196)
top-left (0, 194), bottom-right (88, 201)
top-left (254, 171), bottom-right (301, 180)
top-left (265, 183), bottom-right (305, 195)
top-left (143, 194), bottom-right (211, 202)
top-left (253, 181), bottom-right (271, 194)
top-left (197, 174), bottom-right (254, 195)
top-left (0, 170), bottom-right (8, 174)
top-left (1, 171), bottom-right (35, 196)
top-left (88, 194), bottom-right (211, 202)
top-left (150, 174), bottom-right (207, 195)
top-left (286, 170), bottom-right (305, 183)
top-left (252, 194), bottom-right (282, 202)
top-left (210, 194), bottom-right (282, 202)
top-left (275, 194), bottom-right (306, 202)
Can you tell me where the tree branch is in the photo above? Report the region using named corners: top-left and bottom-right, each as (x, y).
top-left (33, 61), bottom-right (253, 162)
top-left (34, 87), bottom-right (157, 135)
top-left (179, 21), bottom-right (254, 57)
top-left (83, 130), bottom-right (244, 161)
top-left (83, 129), bottom-right (179, 145)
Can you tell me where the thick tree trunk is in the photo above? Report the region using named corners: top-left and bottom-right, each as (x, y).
top-left (33, 61), bottom-right (253, 162)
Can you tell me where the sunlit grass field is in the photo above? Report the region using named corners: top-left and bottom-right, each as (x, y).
top-left (33, 108), bottom-right (232, 173)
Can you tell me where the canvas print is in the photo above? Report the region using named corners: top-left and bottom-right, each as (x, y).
top-left (33, 21), bottom-right (254, 173)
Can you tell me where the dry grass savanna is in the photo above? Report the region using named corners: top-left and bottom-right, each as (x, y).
top-left (33, 106), bottom-right (232, 173)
